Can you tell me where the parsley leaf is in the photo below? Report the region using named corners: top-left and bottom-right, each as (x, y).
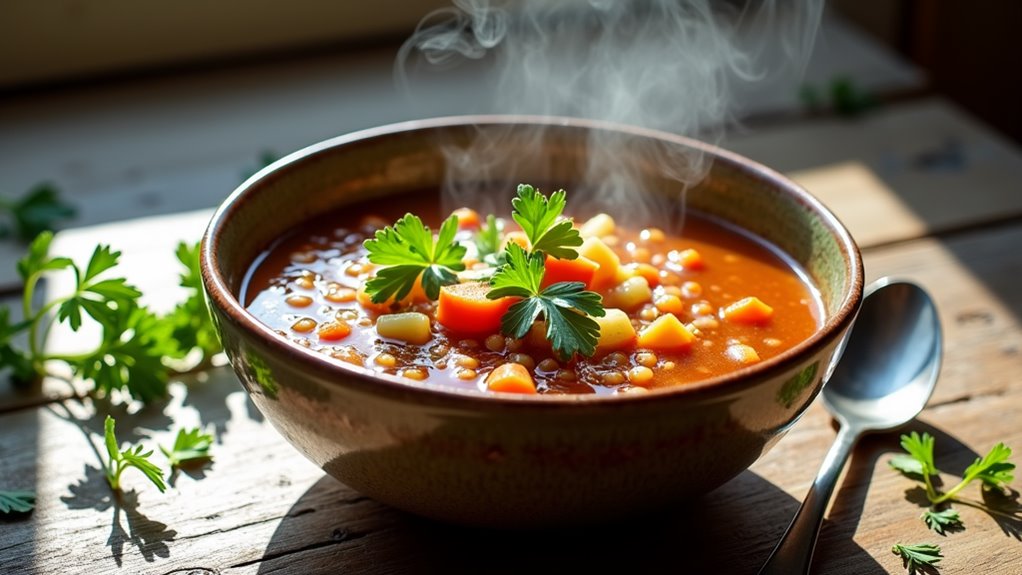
top-left (891, 542), bottom-right (942, 574)
top-left (57, 245), bottom-right (142, 331)
top-left (162, 242), bottom-right (222, 362)
top-left (488, 243), bottom-right (604, 360)
top-left (0, 183), bottom-right (76, 242)
top-left (160, 427), bottom-right (214, 468)
top-left (921, 508), bottom-right (961, 535)
top-left (75, 306), bottom-right (172, 403)
top-left (962, 442), bottom-right (1014, 491)
top-left (475, 214), bottom-right (504, 260)
top-left (0, 490), bottom-right (35, 514)
top-left (103, 416), bottom-right (166, 493)
top-left (363, 214), bottom-right (466, 302)
top-left (511, 184), bottom-right (582, 259)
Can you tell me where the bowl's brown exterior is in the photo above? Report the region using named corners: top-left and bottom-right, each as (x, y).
top-left (201, 116), bottom-right (863, 527)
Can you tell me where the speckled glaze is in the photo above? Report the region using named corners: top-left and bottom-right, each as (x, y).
top-left (201, 117), bottom-right (863, 527)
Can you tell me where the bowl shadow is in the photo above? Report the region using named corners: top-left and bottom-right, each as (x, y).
top-left (252, 470), bottom-right (884, 574)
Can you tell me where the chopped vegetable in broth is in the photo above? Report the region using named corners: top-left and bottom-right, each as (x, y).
top-left (243, 185), bottom-right (822, 395)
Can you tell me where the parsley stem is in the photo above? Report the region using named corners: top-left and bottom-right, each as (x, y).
top-left (922, 471), bottom-right (941, 503)
top-left (930, 477), bottom-right (971, 505)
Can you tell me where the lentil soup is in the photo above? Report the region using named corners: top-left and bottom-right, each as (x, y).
top-left (243, 191), bottom-right (822, 395)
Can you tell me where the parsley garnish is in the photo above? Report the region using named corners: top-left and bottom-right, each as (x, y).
top-left (363, 214), bottom-right (466, 303)
top-left (0, 490), bottom-right (35, 514)
top-left (511, 184), bottom-right (582, 259)
top-left (160, 427), bottom-right (214, 468)
top-left (488, 243), bottom-right (604, 360)
top-left (475, 214), bottom-right (503, 261)
top-left (103, 416), bottom-right (166, 493)
top-left (0, 183), bottom-right (76, 242)
top-left (891, 542), bottom-right (942, 574)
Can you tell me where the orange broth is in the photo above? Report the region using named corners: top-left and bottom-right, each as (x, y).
top-left (243, 194), bottom-right (822, 395)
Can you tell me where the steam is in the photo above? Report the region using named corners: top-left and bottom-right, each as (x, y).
top-left (396, 0), bottom-right (824, 229)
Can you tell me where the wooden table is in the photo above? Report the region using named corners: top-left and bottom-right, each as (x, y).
top-left (3, 119), bottom-right (1022, 574)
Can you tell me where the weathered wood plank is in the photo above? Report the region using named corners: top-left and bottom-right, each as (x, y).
top-left (730, 98), bottom-right (1022, 244)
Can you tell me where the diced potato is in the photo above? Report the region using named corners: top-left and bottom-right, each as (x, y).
top-left (722, 296), bottom-right (774, 325)
top-left (376, 312), bottom-right (432, 345)
top-left (726, 343), bottom-right (761, 364)
top-left (637, 314), bottom-right (695, 350)
top-left (594, 308), bottom-right (637, 352)
top-left (606, 276), bottom-right (652, 311)
top-left (580, 213), bottom-right (615, 238)
top-left (579, 237), bottom-right (621, 289)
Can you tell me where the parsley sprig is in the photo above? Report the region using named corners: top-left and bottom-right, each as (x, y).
top-left (0, 234), bottom-right (221, 403)
top-left (485, 185), bottom-right (604, 360)
top-left (891, 542), bottom-right (942, 574)
top-left (103, 416), bottom-right (166, 493)
top-left (363, 214), bottom-right (466, 303)
top-left (890, 431), bottom-right (1015, 534)
top-left (488, 243), bottom-right (604, 359)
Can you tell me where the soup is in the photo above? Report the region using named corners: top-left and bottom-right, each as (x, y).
top-left (243, 186), bottom-right (821, 395)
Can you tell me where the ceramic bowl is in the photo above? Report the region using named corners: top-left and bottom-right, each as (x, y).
top-left (200, 116), bottom-right (863, 527)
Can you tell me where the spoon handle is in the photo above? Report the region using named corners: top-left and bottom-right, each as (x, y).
top-left (757, 425), bottom-right (859, 575)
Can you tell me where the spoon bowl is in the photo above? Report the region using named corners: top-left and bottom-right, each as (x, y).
top-left (759, 278), bottom-right (942, 575)
top-left (824, 279), bottom-right (943, 430)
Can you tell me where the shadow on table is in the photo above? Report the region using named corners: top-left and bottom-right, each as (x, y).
top-left (252, 470), bottom-right (885, 575)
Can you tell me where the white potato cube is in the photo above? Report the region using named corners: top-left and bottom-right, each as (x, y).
top-left (594, 308), bottom-right (637, 351)
top-left (377, 312), bottom-right (432, 345)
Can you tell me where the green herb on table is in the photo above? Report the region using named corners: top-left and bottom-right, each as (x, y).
top-left (363, 214), bottom-right (466, 303)
top-left (921, 508), bottom-right (962, 535)
top-left (890, 431), bottom-right (1016, 533)
top-left (488, 243), bottom-right (604, 360)
top-left (891, 542), bottom-right (942, 574)
top-left (1, 232), bottom-right (221, 403)
top-left (0, 183), bottom-right (76, 242)
top-left (160, 427), bottom-right (214, 468)
top-left (103, 416), bottom-right (166, 493)
top-left (0, 489), bottom-right (36, 514)
top-left (162, 242), bottom-right (222, 364)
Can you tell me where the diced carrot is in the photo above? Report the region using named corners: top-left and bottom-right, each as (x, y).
top-left (317, 321), bottom-right (352, 341)
top-left (501, 231), bottom-right (531, 251)
top-left (436, 281), bottom-right (517, 334)
top-left (674, 248), bottom-right (705, 270)
top-left (623, 263), bottom-right (660, 287)
top-left (541, 254), bottom-right (599, 289)
top-left (722, 296), bottom-right (774, 325)
top-left (452, 207), bottom-right (480, 229)
top-left (579, 237), bottom-right (621, 289)
top-left (637, 314), bottom-right (694, 351)
top-left (486, 362), bottom-right (537, 394)
top-left (653, 294), bottom-right (684, 315)
top-left (356, 274), bottom-right (428, 313)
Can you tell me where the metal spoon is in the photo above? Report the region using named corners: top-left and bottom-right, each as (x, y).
top-left (758, 278), bottom-right (942, 575)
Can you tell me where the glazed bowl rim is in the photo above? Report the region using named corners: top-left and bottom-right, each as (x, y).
top-left (201, 114), bottom-right (864, 408)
